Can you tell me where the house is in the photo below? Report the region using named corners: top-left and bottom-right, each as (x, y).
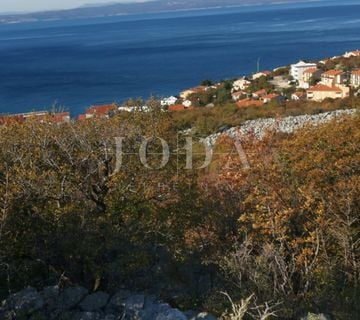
top-left (52, 112), bottom-right (71, 123)
top-left (343, 50), bottom-right (360, 58)
top-left (233, 78), bottom-right (251, 91)
top-left (306, 84), bottom-right (350, 102)
top-left (252, 71), bottom-right (272, 80)
top-left (236, 98), bottom-right (264, 108)
top-left (0, 114), bottom-right (25, 125)
top-left (1, 111), bottom-right (70, 125)
top-left (261, 93), bottom-right (285, 104)
top-left (85, 104), bottom-right (117, 119)
top-left (161, 96), bottom-right (178, 106)
top-left (180, 86), bottom-right (208, 99)
top-left (291, 91), bottom-right (306, 101)
top-left (252, 89), bottom-right (267, 99)
top-left (210, 83), bottom-right (223, 90)
top-left (118, 106), bottom-right (137, 112)
top-left (231, 91), bottom-right (246, 101)
top-left (182, 100), bottom-right (192, 107)
top-left (168, 104), bottom-right (193, 112)
top-left (290, 61), bottom-right (317, 81)
top-left (180, 89), bottom-right (194, 100)
top-left (299, 68), bottom-right (322, 88)
top-left (320, 70), bottom-right (347, 87)
top-left (350, 69), bottom-right (360, 88)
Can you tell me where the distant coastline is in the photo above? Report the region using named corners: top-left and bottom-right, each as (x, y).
top-left (0, 0), bottom-right (353, 25)
top-left (1, 1), bottom-right (360, 116)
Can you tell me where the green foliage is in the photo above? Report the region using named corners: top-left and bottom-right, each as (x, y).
top-left (247, 76), bottom-right (274, 93)
top-left (273, 67), bottom-right (290, 77)
top-left (323, 56), bottom-right (360, 71)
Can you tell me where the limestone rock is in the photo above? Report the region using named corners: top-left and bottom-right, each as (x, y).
top-left (155, 303), bottom-right (187, 320)
top-left (2, 287), bottom-right (44, 317)
top-left (79, 292), bottom-right (110, 312)
top-left (106, 289), bottom-right (131, 312)
top-left (41, 285), bottom-right (60, 311)
top-left (58, 286), bottom-right (88, 310)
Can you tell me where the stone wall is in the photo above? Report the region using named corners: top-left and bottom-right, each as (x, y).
top-left (204, 109), bottom-right (357, 145)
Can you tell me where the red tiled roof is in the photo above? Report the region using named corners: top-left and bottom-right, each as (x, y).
top-left (52, 112), bottom-right (70, 123)
top-left (352, 69), bottom-right (360, 76)
top-left (262, 93), bottom-right (279, 100)
top-left (232, 91), bottom-right (245, 97)
top-left (322, 70), bottom-right (344, 76)
top-left (169, 104), bottom-right (194, 112)
top-left (253, 89), bottom-right (267, 96)
top-left (86, 104), bottom-right (117, 115)
top-left (307, 84), bottom-right (342, 92)
top-left (236, 99), bottom-right (264, 108)
top-left (0, 112), bottom-right (70, 125)
top-left (0, 114), bottom-right (25, 125)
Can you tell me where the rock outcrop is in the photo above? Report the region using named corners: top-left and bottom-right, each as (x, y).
top-left (0, 287), bottom-right (216, 320)
top-left (204, 109), bottom-right (357, 145)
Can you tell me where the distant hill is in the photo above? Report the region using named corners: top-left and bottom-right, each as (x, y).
top-left (0, 0), bottom-right (313, 24)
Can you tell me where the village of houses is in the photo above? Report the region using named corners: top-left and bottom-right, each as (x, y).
top-left (1, 49), bottom-right (360, 125)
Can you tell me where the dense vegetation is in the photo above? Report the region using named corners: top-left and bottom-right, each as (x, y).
top-left (0, 102), bottom-right (359, 319)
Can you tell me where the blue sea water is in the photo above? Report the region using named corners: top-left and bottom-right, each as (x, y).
top-left (0, 0), bottom-right (360, 116)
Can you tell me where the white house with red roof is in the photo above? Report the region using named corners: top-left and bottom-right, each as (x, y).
top-left (232, 91), bottom-right (246, 101)
top-left (261, 93), bottom-right (286, 104)
top-left (299, 68), bottom-right (322, 88)
top-left (233, 78), bottom-right (251, 91)
top-left (252, 71), bottom-right (271, 80)
top-left (161, 96), bottom-right (178, 106)
top-left (290, 61), bottom-right (317, 82)
top-left (307, 84), bottom-right (350, 102)
top-left (83, 104), bottom-right (117, 119)
top-left (180, 86), bottom-right (209, 99)
top-left (252, 89), bottom-right (267, 99)
top-left (320, 70), bottom-right (347, 87)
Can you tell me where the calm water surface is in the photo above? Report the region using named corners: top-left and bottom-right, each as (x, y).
top-left (0, 1), bottom-right (360, 115)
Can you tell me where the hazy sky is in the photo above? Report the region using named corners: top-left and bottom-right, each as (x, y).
top-left (0, 0), bottom-right (149, 13)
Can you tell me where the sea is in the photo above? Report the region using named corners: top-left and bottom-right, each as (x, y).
top-left (0, 0), bottom-right (360, 116)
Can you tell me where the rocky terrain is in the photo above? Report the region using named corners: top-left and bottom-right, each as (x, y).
top-left (0, 286), bottom-right (216, 320)
top-left (0, 286), bottom-right (335, 319)
top-left (204, 109), bottom-right (357, 145)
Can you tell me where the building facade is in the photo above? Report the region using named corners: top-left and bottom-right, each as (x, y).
top-left (307, 84), bottom-right (350, 102)
top-left (290, 61), bottom-right (317, 82)
top-left (350, 70), bottom-right (360, 88)
top-left (320, 70), bottom-right (347, 87)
